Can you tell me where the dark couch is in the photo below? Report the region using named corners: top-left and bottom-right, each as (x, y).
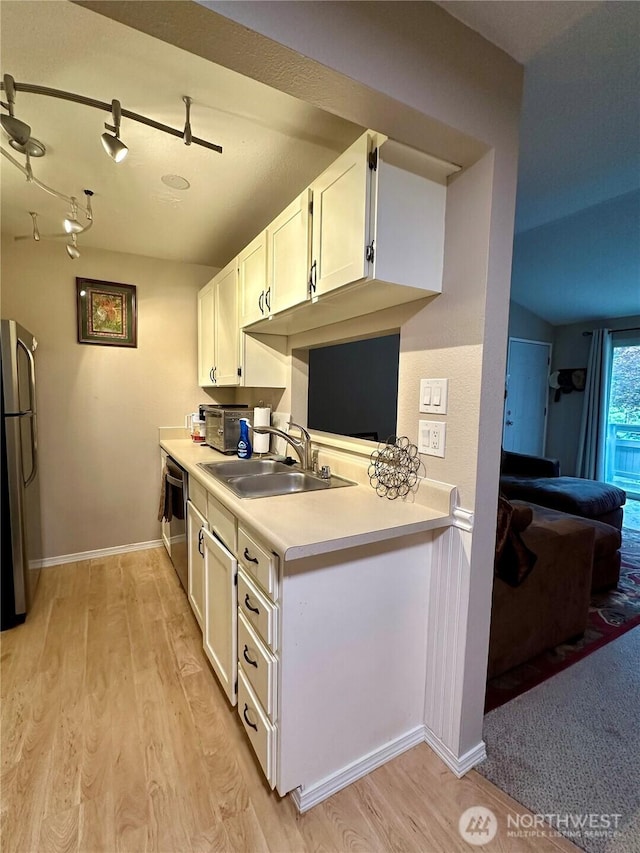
top-left (488, 503), bottom-right (595, 679)
top-left (500, 450), bottom-right (626, 530)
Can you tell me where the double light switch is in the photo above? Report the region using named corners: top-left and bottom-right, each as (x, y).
top-left (419, 378), bottom-right (448, 414)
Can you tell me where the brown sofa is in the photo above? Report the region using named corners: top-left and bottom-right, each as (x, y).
top-left (488, 503), bottom-right (596, 679)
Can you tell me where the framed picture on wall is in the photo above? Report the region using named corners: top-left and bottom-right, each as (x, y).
top-left (76, 278), bottom-right (137, 347)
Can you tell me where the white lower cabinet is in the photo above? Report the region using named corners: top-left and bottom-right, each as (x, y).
top-left (186, 500), bottom-right (206, 630)
top-left (189, 472), bottom-right (430, 810)
top-left (202, 527), bottom-right (238, 706)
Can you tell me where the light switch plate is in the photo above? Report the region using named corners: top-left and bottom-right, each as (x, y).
top-left (419, 420), bottom-right (446, 458)
top-left (419, 378), bottom-right (448, 414)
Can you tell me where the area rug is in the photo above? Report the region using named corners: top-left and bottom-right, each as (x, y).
top-left (478, 626), bottom-right (640, 853)
top-left (485, 528), bottom-right (640, 712)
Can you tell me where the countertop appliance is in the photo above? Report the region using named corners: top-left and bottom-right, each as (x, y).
top-left (1, 320), bottom-right (43, 631)
top-left (202, 405), bottom-right (251, 454)
top-left (164, 455), bottom-right (188, 592)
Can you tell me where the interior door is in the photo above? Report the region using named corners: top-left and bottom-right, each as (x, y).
top-left (202, 527), bottom-right (238, 705)
top-left (503, 338), bottom-right (551, 455)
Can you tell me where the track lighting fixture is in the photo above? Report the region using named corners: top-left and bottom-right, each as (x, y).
top-left (101, 99), bottom-right (128, 163)
top-left (1, 72), bottom-right (222, 257)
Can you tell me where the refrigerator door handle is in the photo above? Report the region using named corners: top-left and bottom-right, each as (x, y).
top-left (24, 414), bottom-right (38, 488)
top-left (16, 338), bottom-right (38, 487)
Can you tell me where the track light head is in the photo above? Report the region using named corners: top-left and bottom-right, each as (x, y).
top-left (1, 113), bottom-right (31, 148)
top-left (66, 233), bottom-right (80, 259)
top-left (63, 198), bottom-right (83, 234)
top-left (101, 98), bottom-right (128, 162)
top-left (100, 131), bottom-right (128, 162)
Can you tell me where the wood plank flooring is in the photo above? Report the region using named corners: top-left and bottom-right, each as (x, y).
top-left (1, 548), bottom-right (578, 852)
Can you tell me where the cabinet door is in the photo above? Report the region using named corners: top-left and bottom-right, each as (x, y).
top-left (214, 260), bottom-right (240, 386)
top-left (267, 189), bottom-right (311, 315)
top-left (187, 500), bottom-right (207, 630)
top-left (239, 231), bottom-right (268, 327)
top-left (202, 527), bottom-right (238, 705)
top-left (311, 132), bottom-right (371, 296)
top-left (197, 281), bottom-right (216, 386)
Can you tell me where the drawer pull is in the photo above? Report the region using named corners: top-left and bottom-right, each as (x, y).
top-left (244, 594), bottom-right (260, 615)
top-left (243, 645), bottom-right (258, 668)
top-left (243, 547), bottom-right (259, 565)
top-left (243, 703), bottom-right (258, 731)
top-left (198, 528), bottom-right (204, 557)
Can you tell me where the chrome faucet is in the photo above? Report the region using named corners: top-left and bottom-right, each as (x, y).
top-left (251, 421), bottom-right (313, 471)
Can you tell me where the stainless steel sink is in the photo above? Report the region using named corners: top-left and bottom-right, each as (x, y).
top-left (197, 459), bottom-right (356, 498)
top-left (199, 459), bottom-right (287, 478)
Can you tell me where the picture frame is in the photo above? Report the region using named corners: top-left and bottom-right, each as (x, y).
top-left (76, 278), bottom-right (137, 347)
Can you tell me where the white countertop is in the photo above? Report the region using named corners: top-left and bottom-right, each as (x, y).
top-left (160, 438), bottom-right (453, 562)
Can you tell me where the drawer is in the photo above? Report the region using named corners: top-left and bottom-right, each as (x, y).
top-left (238, 526), bottom-right (279, 599)
top-left (238, 668), bottom-right (276, 789)
top-left (189, 477), bottom-right (208, 517)
top-left (207, 492), bottom-right (237, 552)
top-left (238, 569), bottom-right (278, 652)
top-left (238, 609), bottom-right (277, 719)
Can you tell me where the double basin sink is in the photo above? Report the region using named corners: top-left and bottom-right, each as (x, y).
top-left (198, 458), bottom-right (356, 499)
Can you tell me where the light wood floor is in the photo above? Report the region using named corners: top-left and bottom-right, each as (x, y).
top-left (1, 548), bottom-right (577, 853)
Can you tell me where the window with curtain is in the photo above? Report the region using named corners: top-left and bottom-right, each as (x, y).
top-left (605, 330), bottom-right (640, 499)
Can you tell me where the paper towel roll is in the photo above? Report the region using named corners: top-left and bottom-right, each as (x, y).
top-left (253, 406), bottom-right (271, 454)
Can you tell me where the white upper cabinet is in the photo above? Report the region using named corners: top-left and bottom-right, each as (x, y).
top-left (198, 258), bottom-right (288, 389)
top-left (239, 231), bottom-right (268, 327)
top-left (247, 130), bottom-right (454, 335)
top-left (197, 280), bottom-right (215, 387)
top-left (215, 260), bottom-right (240, 386)
top-left (310, 133), bottom-right (371, 297)
top-left (267, 189), bottom-right (312, 316)
top-left (197, 258), bottom-right (239, 388)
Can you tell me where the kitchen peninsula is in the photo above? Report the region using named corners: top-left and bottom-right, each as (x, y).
top-left (161, 435), bottom-right (454, 811)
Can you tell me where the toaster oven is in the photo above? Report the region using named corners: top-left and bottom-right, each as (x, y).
top-left (202, 406), bottom-right (251, 454)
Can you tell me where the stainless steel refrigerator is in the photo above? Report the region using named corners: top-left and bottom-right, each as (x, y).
top-left (1, 320), bottom-right (42, 630)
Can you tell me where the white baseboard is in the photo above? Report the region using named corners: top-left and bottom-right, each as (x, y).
top-left (33, 539), bottom-right (164, 569)
top-left (423, 726), bottom-right (486, 777)
top-left (290, 726), bottom-right (425, 813)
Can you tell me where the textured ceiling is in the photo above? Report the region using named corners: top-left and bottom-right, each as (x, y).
top-left (0, 1), bottom-right (362, 267)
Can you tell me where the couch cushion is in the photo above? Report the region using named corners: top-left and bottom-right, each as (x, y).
top-left (511, 501), bottom-right (622, 557)
top-left (500, 475), bottom-right (626, 519)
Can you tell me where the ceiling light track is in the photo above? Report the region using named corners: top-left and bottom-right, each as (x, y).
top-left (2, 145), bottom-right (94, 259)
top-left (0, 78), bottom-right (223, 154)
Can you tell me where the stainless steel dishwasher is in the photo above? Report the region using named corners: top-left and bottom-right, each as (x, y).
top-left (164, 456), bottom-right (188, 591)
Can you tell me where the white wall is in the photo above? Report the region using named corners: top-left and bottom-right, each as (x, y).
top-left (508, 300), bottom-right (554, 343)
top-left (546, 313), bottom-right (640, 475)
top-left (1, 237), bottom-right (214, 560)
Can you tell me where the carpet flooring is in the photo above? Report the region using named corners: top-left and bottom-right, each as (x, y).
top-left (486, 527), bottom-right (640, 711)
top-left (478, 626), bottom-right (640, 853)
